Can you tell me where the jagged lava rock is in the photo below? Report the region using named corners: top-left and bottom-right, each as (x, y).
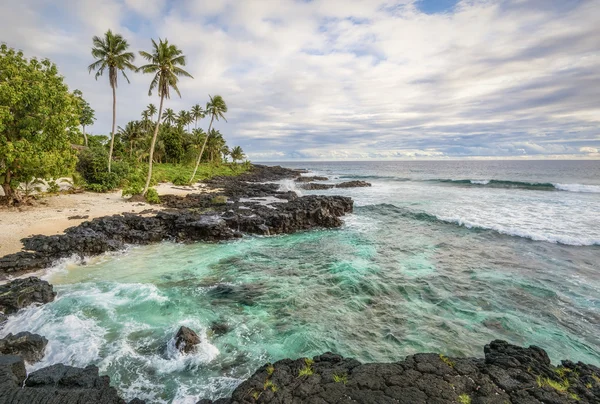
top-left (0, 277), bottom-right (56, 314)
top-left (335, 180), bottom-right (372, 188)
top-left (0, 332), bottom-right (48, 363)
top-left (198, 340), bottom-right (600, 404)
top-left (175, 326), bottom-right (201, 354)
top-left (300, 183), bottom-right (335, 190)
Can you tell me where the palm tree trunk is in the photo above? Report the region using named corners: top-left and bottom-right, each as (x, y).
top-left (83, 125), bottom-right (88, 147)
top-left (108, 84), bottom-right (116, 173)
top-left (143, 95), bottom-right (164, 196)
top-left (189, 115), bottom-right (214, 183)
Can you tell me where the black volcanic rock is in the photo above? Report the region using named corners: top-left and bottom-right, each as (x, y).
top-left (335, 180), bottom-right (372, 188)
top-left (198, 340), bottom-right (600, 404)
top-left (175, 326), bottom-right (201, 354)
top-left (0, 332), bottom-right (48, 363)
top-left (0, 277), bottom-right (56, 314)
top-left (300, 183), bottom-right (335, 190)
top-left (0, 358), bottom-right (130, 404)
top-left (295, 176), bottom-right (329, 182)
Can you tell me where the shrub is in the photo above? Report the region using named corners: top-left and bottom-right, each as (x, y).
top-left (145, 188), bottom-right (160, 204)
top-left (76, 147), bottom-right (127, 192)
top-left (172, 174), bottom-right (189, 186)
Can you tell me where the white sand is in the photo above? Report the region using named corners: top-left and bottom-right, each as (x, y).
top-left (0, 183), bottom-right (215, 257)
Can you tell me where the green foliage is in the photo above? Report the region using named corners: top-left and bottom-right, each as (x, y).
top-left (554, 367), bottom-right (572, 379)
top-left (211, 195), bottom-right (227, 205)
top-left (440, 354), bottom-right (455, 367)
top-left (172, 174), bottom-right (189, 186)
top-left (537, 375), bottom-right (570, 392)
top-left (145, 188), bottom-right (160, 204)
top-left (266, 364), bottom-right (275, 376)
top-left (569, 393), bottom-right (580, 401)
top-left (0, 44), bottom-right (79, 203)
top-left (251, 390), bottom-right (260, 400)
top-left (46, 179), bottom-right (61, 193)
top-left (298, 358), bottom-right (314, 377)
top-left (457, 393), bottom-right (471, 404)
top-left (263, 379), bottom-right (278, 392)
top-left (230, 146), bottom-right (245, 163)
top-left (333, 373), bottom-right (348, 384)
top-left (76, 147), bottom-right (128, 192)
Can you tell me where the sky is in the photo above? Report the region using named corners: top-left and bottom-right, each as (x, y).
top-left (1, 0), bottom-right (599, 161)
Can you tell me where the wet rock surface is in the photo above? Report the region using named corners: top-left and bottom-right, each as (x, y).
top-left (0, 165), bottom-right (353, 276)
top-left (0, 358), bottom-right (130, 404)
top-left (199, 340), bottom-right (600, 404)
top-left (295, 176), bottom-right (329, 182)
top-left (0, 277), bottom-right (56, 314)
top-left (0, 331), bottom-right (48, 363)
top-left (175, 326), bottom-right (201, 354)
top-left (300, 183), bottom-right (335, 190)
top-left (335, 180), bottom-right (372, 188)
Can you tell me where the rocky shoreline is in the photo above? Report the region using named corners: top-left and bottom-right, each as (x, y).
top-left (1, 165), bottom-right (598, 403)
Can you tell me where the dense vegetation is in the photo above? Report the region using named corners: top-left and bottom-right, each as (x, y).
top-left (0, 30), bottom-right (247, 205)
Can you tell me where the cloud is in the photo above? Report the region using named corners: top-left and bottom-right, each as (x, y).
top-left (1, 0), bottom-right (599, 160)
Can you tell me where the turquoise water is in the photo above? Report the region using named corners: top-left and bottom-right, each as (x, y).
top-left (1, 160), bottom-right (599, 403)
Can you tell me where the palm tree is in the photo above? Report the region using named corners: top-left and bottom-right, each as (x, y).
top-left (138, 38), bottom-right (193, 195)
top-left (177, 110), bottom-right (192, 130)
top-left (162, 108), bottom-right (176, 126)
top-left (191, 104), bottom-right (205, 129)
top-left (230, 146), bottom-right (245, 165)
top-left (146, 103), bottom-right (157, 121)
top-left (88, 29), bottom-right (136, 172)
top-left (190, 94), bottom-right (227, 182)
top-left (118, 120), bottom-right (143, 158)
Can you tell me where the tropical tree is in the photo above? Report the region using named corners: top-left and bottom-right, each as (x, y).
top-left (138, 38), bottom-right (193, 195)
top-left (73, 89), bottom-right (96, 146)
top-left (230, 146), bottom-right (245, 165)
top-left (118, 121), bottom-right (144, 158)
top-left (146, 103), bottom-right (157, 121)
top-left (162, 108), bottom-right (176, 126)
top-left (190, 94), bottom-right (227, 182)
top-left (0, 45), bottom-right (79, 204)
top-left (177, 110), bottom-right (191, 130)
top-left (88, 29), bottom-right (136, 172)
top-left (191, 104), bottom-right (204, 129)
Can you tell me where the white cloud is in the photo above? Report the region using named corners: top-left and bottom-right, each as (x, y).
top-left (1, 0), bottom-right (599, 160)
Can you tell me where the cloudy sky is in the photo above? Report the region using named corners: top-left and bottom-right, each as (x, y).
top-left (2, 0), bottom-right (599, 160)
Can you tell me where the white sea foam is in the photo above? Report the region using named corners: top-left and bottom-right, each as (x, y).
top-left (277, 179), bottom-right (302, 196)
top-left (470, 179), bottom-right (490, 185)
top-left (435, 214), bottom-right (600, 246)
top-left (553, 183), bottom-right (600, 193)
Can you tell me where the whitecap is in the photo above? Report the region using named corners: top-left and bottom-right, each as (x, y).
top-left (553, 183), bottom-right (600, 193)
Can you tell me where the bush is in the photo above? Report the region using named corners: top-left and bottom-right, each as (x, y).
top-left (172, 174), bottom-right (189, 186)
top-left (145, 188), bottom-right (160, 204)
top-left (76, 147), bottom-right (128, 192)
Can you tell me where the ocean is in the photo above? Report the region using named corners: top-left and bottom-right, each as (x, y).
top-left (1, 160), bottom-right (599, 403)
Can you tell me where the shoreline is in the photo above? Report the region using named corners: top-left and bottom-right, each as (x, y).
top-left (0, 182), bottom-right (216, 258)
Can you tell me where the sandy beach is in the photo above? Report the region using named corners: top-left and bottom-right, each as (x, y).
top-left (0, 183), bottom-right (214, 257)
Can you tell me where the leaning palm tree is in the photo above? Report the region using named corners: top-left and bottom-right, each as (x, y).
top-left (190, 95), bottom-right (227, 182)
top-left (138, 38), bottom-right (193, 195)
top-left (88, 29), bottom-right (136, 172)
top-left (191, 104), bottom-right (205, 129)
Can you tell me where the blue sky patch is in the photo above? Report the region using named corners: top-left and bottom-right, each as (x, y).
top-left (416, 0), bottom-right (459, 14)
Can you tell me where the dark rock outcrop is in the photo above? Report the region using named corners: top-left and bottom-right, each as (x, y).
top-left (300, 183), bottom-right (335, 190)
top-left (295, 176), bottom-right (329, 182)
top-left (199, 340), bottom-right (600, 404)
top-left (175, 326), bottom-right (201, 354)
top-left (0, 359), bottom-right (129, 404)
top-left (0, 332), bottom-right (48, 363)
top-left (335, 180), bottom-right (372, 188)
top-left (0, 277), bottom-right (56, 314)
top-left (1, 196), bottom-right (353, 275)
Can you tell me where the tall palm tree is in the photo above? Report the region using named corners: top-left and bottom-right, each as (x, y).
top-left (88, 29), bottom-right (136, 172)
top-left (138, 38), bottom-right (193, 195)
top-left (190, 94), bottom-right (227, 182)
top-left (191, 104), bottom-right (205, 129)
top-left (118, 120), bottom-right (143, 159)
top-left (162, 108), bottom-right (176, 126)
top-left (177, 110), bottom-right (191, 130)
top-left (146, 103), bottom-right (157, 121)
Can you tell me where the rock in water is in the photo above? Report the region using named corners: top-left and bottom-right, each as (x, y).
top-left (0, 355), bottom-right (27, 387)
top-left (0, 277), bottom-right (56, 314)
top-left (0, 332), bottom-right (48, 363)
top-left (175, 326), bottom-right (201, 354)
top-left (335, 180), bottom-right (372, 188)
